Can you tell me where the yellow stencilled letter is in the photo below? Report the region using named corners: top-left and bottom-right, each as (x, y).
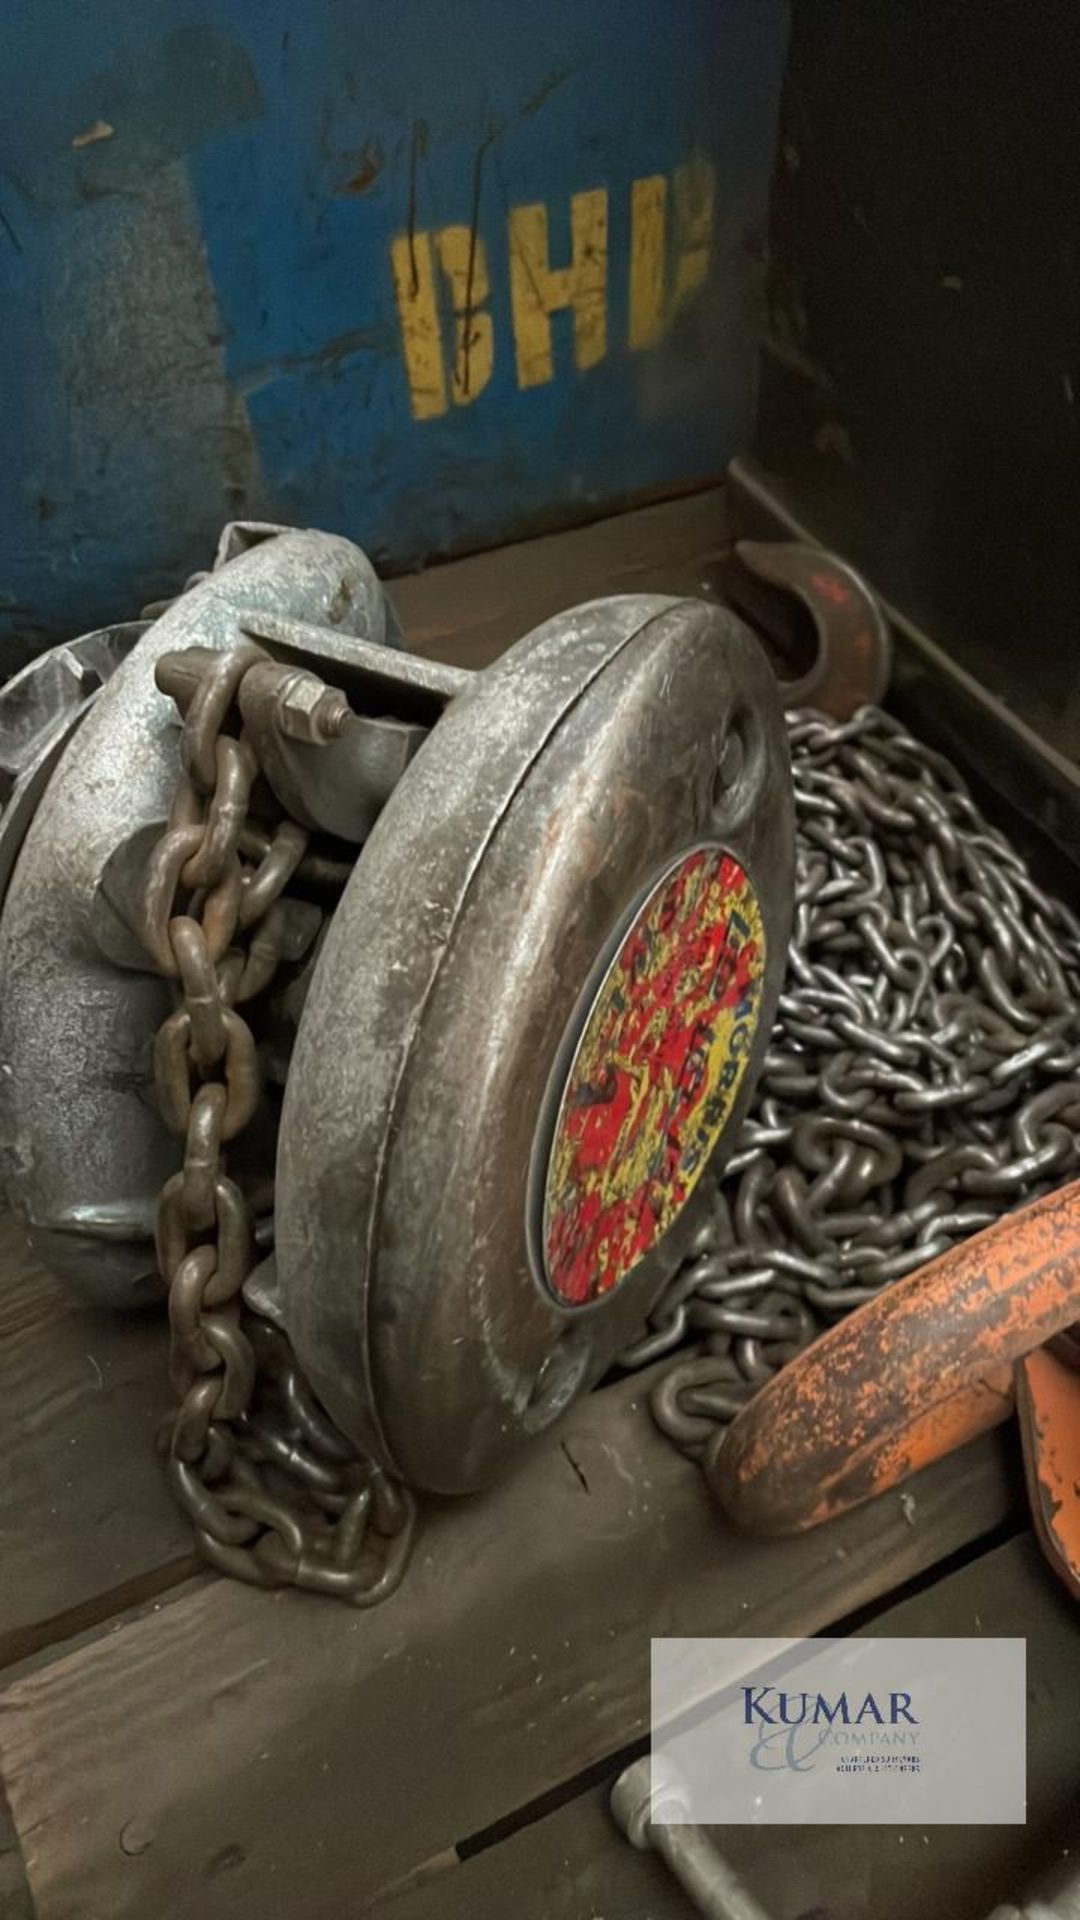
top-left (628, 175), bottom-right (666, 350)
top-left (627, 156), bottom-right (716, 350)
top-left (432, 225), bottom-right (493, 407)
top-left (508, 188), bottom-right (608, 389)
top-left (390, 231), bottom-right (447, 420)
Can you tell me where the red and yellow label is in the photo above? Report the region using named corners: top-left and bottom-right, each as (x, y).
top-left (542, 847), bottom-right (765, 1306)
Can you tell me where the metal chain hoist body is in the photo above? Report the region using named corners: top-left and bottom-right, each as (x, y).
top-left (0, 520), bottom-right (794, 1591)
top-left (274, 589), bottom-right (793, 1493)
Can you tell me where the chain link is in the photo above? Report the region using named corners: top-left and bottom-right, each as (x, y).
top-left (632, 705), bottom-right (1080, 1458)
top-left (140, 644), bottom-right (416, 1603)
top-left (141, 654), bottom-right (1080, 1561)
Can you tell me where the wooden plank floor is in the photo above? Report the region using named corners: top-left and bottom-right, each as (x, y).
top-left (0, 1215), bottom-right (194, 1668)
top-left (0, 1396), bottom-right (1015, 1920)
top-left (0, 488), bottom-right (1041, 1920)
top-left (375, 1536), bottom-right (1079, 1920)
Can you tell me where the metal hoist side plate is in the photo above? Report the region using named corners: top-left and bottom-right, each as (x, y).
top-left (276, 594), bottom-right (794, 1493)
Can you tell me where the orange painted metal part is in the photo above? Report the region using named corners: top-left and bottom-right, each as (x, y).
top-left (732, 540), bottom-right (893, 718)
top-left (707, 1179), bottom-right (1080, 1536)
top-left (1016, 1344), bottom-right (1080, 1601)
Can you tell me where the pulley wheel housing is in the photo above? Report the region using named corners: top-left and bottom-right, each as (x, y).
top-left (276, 593), bottom-right (794, 1493)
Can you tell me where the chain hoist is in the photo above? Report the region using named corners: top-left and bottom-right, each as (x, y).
top-left (0, 520), bottom-right (793, 1593)
top-left (4, 520), bottom-right (1077, 1602)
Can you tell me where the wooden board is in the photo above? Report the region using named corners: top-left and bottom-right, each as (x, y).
top-left (373, 1535), bottom-right (1080, 1920)
top-left (393, 486), bottom-right (728, 670)
top-left (0, 1213), bottom-right (193, 1667)
top-left (0, 1783), bottom-right (32, 1920)
top-left (0, 1394), bottom-right (1016, 1920)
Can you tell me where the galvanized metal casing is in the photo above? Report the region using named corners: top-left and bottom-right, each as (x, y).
top-left (0, 624), bottom-right (146, 914)
top-left (276, 594), bottom-right (794, 1493)
top-left (0, 527), bottom-right (394, 1305)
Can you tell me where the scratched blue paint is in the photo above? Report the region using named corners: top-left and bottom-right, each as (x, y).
top-left (0, 1), bottom-right (788, 656)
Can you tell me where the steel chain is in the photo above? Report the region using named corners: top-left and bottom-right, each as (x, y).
top-left (141, 643), bottom-right (417, 1603)
top-left (142, 652), bottom-right (1080, 1567)
top-left (630, 704), bottom-right (1080, 1458)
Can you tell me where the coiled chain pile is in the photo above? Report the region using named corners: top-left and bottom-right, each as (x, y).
top-left (627, 705), bottom-right (1080, 1457)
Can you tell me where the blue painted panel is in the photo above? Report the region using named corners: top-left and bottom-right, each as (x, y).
top-left (0, 2), bottom-right (788, 653)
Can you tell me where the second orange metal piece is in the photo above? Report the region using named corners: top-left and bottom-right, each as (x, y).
top-left (708, 1179), bottom-right (1080, 1538)
top-left (1016, 1343), bottom-right (1080, 1600)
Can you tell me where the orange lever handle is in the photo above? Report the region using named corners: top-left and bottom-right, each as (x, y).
top-left (708, 1179), bottom-right (1080, 1535)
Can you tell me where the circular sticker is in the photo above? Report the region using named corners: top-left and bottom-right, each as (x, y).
top-left (541, 847), bottom-right (765, 1306)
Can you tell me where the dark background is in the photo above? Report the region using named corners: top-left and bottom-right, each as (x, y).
top-left (754, 0), bottom-right (1080, 766)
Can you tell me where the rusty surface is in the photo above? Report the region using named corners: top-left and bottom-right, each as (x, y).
top-left (732, 539), bottom-right (893, 718)
top-left (276, 596), bottom-right (794, 1494)
top-left (709, 1179), bottom-right (1080, 1535)
top-left (1016, 1344), bottom-right (1080, 1602)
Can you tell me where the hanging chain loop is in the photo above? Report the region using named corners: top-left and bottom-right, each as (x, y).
top-left (139, 644), bottom-right (416, 1604)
